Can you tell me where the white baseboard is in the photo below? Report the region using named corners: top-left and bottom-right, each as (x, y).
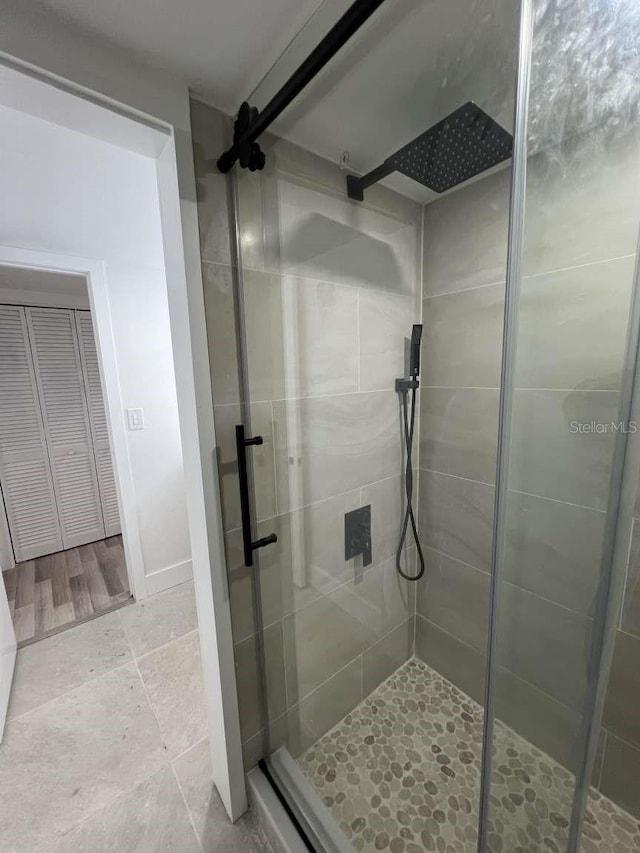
top-left (144, 558), bottom-right (193, 597)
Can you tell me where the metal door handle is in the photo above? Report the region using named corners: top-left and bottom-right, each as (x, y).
top-left (235, 424), bottom-right (277, 567)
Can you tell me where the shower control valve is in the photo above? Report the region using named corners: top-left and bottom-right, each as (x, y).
top-left (395, 377), bottom-right (419, 393)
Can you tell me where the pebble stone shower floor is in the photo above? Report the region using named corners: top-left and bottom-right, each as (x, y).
top-left (298, 658), bottom-right (640, 853)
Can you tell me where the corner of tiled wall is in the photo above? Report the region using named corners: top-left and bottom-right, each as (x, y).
top-left (190, 96), bottom-right (424, 772)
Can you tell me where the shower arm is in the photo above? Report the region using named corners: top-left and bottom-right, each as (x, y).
top-left (217, 0), bottom-right (389, 174)
top-left (346, 161), bottom-right (395, 201)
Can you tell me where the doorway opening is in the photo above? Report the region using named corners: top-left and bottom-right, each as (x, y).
top-left (0, 266), bottom-right (133, 645)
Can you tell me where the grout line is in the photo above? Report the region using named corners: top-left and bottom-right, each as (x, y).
top-left (420, 467), bottom-right (609, 515)
top-left (521, 253), bottom-right (638, 281)
top-left (9, 625), bottom-right (199, 725)
top-left (214, 384), bottom-right (622, 409)
top-left (249, 616), bottom-right (416, 723)
top-left (420, 252), bottom-right (637, 303)
top-left (270, 400), bottom-right (279, 518)
top-left (170, 760), bottom-right (204, 852)
top-left (201, 257), bottom-right (418, 297)
top-left (422, 278), bottom-right (506, 300)
top-left (421, 385), bottom-right (500, 391)
top-left (356, 288), bottom-right (361, 393)
top-left (227, 472), bottom-right (407, 534)
top-left (421, 385), bottom-right (620, 394)
top-left (216, 387), bottom-right (395, 407)
top-left (7, 655), bottom-right (137, 725)
top-left (420, 467), bottom-right (495, 488)
top-left (616, 517), bottom-right (635, 632)
top-left (40, 762), bottom-right (171, 850)
top-left (596, 729), bottom-right (607, 790)
top-left (415, 611), bottom-right (594, 723)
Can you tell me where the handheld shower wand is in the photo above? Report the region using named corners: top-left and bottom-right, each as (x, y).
top-left (395, 324), bottom-right (425, 582)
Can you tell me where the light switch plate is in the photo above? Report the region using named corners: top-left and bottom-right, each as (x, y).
top-left (127, 408), bottom-right (144, 430)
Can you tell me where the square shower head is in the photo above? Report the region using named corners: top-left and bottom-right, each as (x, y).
top-left (386, 101), bottom-right (513, 193)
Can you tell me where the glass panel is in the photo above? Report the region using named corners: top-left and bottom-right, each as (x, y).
top-left (221, 0), bottom-right (519, 851)
top-left (485, 1), bottom-right (640, 851)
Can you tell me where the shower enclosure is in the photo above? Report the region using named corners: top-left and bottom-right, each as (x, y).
top-left (192, 0), bottom-right (640, 850)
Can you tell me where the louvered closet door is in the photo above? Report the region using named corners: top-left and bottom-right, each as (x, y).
top-left (0, 306), bottom-right (62, 561)
top-left (74, 311), bottom-right (121, 537)
top-left (25, 308), bottom-right (105, 549)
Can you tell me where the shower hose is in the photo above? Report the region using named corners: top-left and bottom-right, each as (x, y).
top-left (396, 386), bottom-right (426, 582)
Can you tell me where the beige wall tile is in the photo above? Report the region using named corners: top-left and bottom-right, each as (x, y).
top-left (416, 549), bottom-right (489, 652)
top-left (622, 518), bottom-right (640, 638)
top-left (510, 389), bottom-right (619, 511)
top-left (422, 165), bottom-right (511, 297)
top-left (277, 177), bottom-right (418, 297)
top-left (603, 630), bottom-right (640, 749)
top-left (494, 671), bottom-right (585, 774)
top-left (420, 387), bottom-right (500, 484)
top-left (282, 276), bottom-right (358, 398)
top-left (291, 658), bottom-right (363, 756)
top-left (415, 616), bottom-right (486, 706)
top-left (497, 583), bottom-right (591, 713)
top-left (233, 623), bottom-right (287, 743)
top-left (599, 732), bottom-right (640, 819)
top-left (212, 401), bottom-right (277, 531)
top-left (362, 618), bottom-right (414, 696)
top-left (273, 391), bottom-right (400, 512)
top-left (418, 470), bottom-right (495, 572)
top-left (283, 585), bottom-right (376, 705)
top-left (190, 100), bottom-right (232, 266)
top-left (504, 491), bottom-right (605, 617)
top-left (422, 283), bottom-right (504, 388)
top-left (515, 257), bottom-right (635, 391)
top-left (363, 475), bottom-right (414, 566)
top-left (202, 261), bottom-right (241, 407)
top-left (359, 289), bottom-right (415, 392)
top-left (522, 127), bottom-right (640, 277)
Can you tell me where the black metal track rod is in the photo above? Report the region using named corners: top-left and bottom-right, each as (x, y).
top-left (217, 0), bottom-right (388, 173)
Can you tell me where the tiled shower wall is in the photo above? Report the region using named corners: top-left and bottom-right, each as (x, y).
top-left (416, 125), bottom-right (640, 816)
top-left (190, 98), bottom-right (422, 769)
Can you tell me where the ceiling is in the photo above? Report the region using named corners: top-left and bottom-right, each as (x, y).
top-left (26, 0), bottom-right (327, 115)
top-left (19, 0), bottom-right (520, 202)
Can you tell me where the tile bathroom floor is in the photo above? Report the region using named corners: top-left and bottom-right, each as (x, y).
top-left (298, 658), bottom-right (640, 853)
top-left (0, 580), bottom-right (271, 853)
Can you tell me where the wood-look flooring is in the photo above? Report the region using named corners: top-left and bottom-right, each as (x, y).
top-left (3, 536), bottom-right (132, 646)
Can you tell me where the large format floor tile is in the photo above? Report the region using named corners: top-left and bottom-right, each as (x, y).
top-left (7, 611), bottom-right (131, 720)
top-left (49, 766), bottom-right (200, 853)
top-left (117, 580), bottom-right (198, 658)
top-left (137, 630), bottom-right (208, 757)
top-left (173, 739), bottom-right (272, 852)
top-left (0, 663), bottom-right (166, 853)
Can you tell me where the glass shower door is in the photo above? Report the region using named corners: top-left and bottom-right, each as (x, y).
top-left (482, 1), bottom-right (640, 851)
top-left (216, 1), bottom-right (523, 850)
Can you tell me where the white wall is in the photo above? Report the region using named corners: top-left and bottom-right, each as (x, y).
top-left (0, 6), bottom-right (248, 817)
top-left (0, 104), bottom-right (191, 588)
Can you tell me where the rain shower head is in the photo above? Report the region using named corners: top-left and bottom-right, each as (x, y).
top-left (346, 102), bottom-right (513, 201)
